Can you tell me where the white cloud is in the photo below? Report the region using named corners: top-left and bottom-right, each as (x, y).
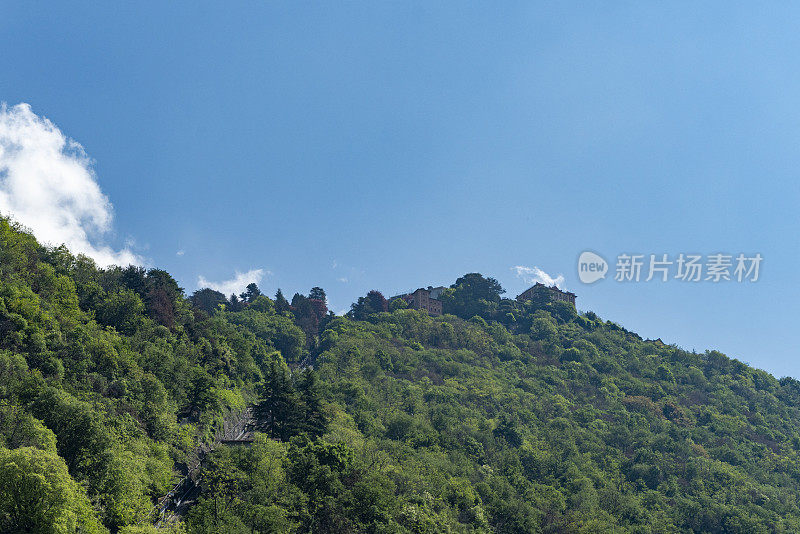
top-left (176, 249), bottom-right (185, 256)
top-left (512, 265), bottom-right (566, 289)
top-left (197, 268), bottom-right (268, 297)
top-left (0, 103), bottom-right (141, 267)
top-left (337, 277), bottom-right (348, 283)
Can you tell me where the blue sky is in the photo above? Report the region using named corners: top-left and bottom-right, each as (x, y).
top-left (1, 3), bottom-right (798, 376)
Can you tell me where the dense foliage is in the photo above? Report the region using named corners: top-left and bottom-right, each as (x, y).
top-left (0, 218), bottom-right (799, 533)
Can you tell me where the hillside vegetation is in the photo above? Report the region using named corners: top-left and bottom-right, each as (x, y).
top-left (0, 218), bottom-right (798, 533)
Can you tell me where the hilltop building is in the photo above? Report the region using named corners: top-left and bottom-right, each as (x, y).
top-left (517, 283), bottom-right (576, 306)
top-left (394, 286), bottom-right (446, 316)
top-left (428, 286), bottom-right (448, 300)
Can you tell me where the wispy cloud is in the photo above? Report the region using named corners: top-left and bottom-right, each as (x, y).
top-left (512, 265), bottom-right (565, 289)
top-left (0, 103), bottom-right (141, 267)
top-left (337, 277), bottom-right (348, 283)
top-left (197, 268), bottom-right (268, 297)
top-left (176, 249), bottom-right (185, 256)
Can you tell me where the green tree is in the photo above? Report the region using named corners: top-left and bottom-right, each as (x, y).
top-left (95, 289), bottom-right (145, 335)
top-left (296, 370), bottom-right (328, 438)
top-left (254, 361), bottom-right (304, 441)
top-left (184, 368), bottom-right (220, 419)
top-left (201, 448), bottom-right (248, 527)
top-left (349, 290), bottom-right (387, 320)
top-left (309, 287), bottom-right (327, 301)
top-left (0, 403), bottom-right (57, 453)
top-left (388, 297), bottom-right (409, 311)
top-left (29, 389), bottom-right (111, 483)
top-left (274, 289), bottom-right (291, 314)
top-left (240, 283), bottom-right (262, 303)
top-left (442, 273), bottom-right (504, 318)
top-left (190, 288), bottom-right (228, 315)
top-left (0, 446), bottom-right (106, 534)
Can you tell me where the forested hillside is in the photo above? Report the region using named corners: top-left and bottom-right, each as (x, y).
top-left (1, 217), bottom-right (800, 533)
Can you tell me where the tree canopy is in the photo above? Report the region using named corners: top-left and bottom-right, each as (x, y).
top-left (0, 217), bottom-right (798, 533)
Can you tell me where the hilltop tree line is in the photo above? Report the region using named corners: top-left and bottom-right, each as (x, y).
top-left (0, 217), bottom-right (799, 532)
